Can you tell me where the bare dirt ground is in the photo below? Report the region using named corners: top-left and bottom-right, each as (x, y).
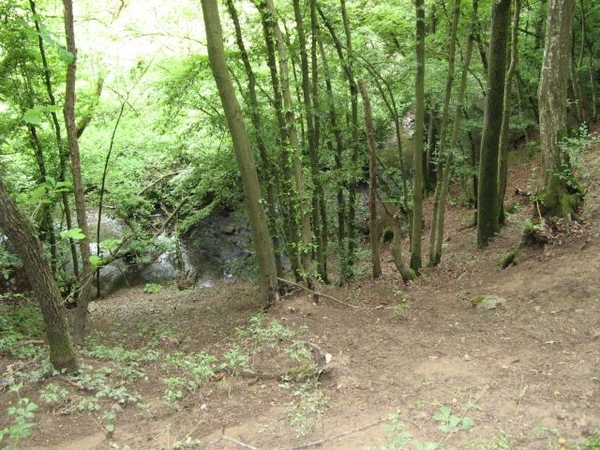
top-left (2, 142), bottom-right (600, 450)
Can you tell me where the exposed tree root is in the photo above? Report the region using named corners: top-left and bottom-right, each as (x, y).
top-left (214, 418), bottom-right (385, 450)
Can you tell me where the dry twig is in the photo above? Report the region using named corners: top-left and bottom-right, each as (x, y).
top-left (277, 277), bottom-right (363, 309)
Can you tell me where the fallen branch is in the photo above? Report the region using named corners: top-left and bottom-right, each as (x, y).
top-left (220, 433), bottom-right (260, 450)
top-left (277, 277), bottom-right (363, 309)
top-left (281, 418), bottom-right (386, 450)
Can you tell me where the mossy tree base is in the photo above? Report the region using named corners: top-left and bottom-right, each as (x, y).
top-left (537, 171), bottom-right (584, 222)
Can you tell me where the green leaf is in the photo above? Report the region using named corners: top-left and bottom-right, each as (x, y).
top-left (23, 105), bottom-right (61, 125)
top-left (59, 47), bottom-right (75, 64)
top-left (29, 185), bottom-right (48, 203)
top-left (433, 405), bottom-right (451, 422)
top-left (60, 228), bottom-right (86, 241)
top-left (89, 255), bottom-right (103, 268)
top-left (462, 417), bottom-right (474, 432)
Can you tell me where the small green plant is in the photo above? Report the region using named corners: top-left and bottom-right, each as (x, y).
top-left (363, 412), bottom-right (412, 450)
top-left (363, 404), bottom-right (473, 450)
top-left (285, 379), bottom-right (328, 437)
top-left (474, 432), bottom-right (511, 450)
top-left (219, 347), bottom-right (249, 375)
top-left (39, 383), bottom-right (69, 405)
top-left (285, 341), bottom-right (312, 362)
top-left (237, 314), bottom-right (295, 345)
top-left (102, 410), bottom-right (117, 436)
top-left (580, 429), bottom-right (600, 450)
top-left (0, 383), bottom-right (39, 449)
top-left (144, 282), bottom-right (162, 294)
top-left (77, 396), bottom-right (101, 412)
top-left (433, 405), bottom-right (473, 434)
top-left (392, 300), bottom-right (410, 319)
top-left (163, 377), bottom-right (185, 407)
top-left (162, 352), bottom-right (217, 407)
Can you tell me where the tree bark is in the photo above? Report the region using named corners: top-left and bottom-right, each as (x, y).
top-left (0, 178), bottom-right (78, 372)
top-left (498, 0), bottom-right (521, 224)
top-left (318, 2), bottom-right (359, 283)
top-left (477, 0), bottom-right (511, 248)
top-left (316, 22), bottom-right (347, 283)
top-left (410, 0), bottom-right (426, 273)
top-left (428, 0), bottom-right (460, 267)
top-left (358, 80), bottom-right (381, 279)
top-left (267, 0), bottom-right (315, 292)
top-left (225, 0), bottom-right (283, 278)
top-left (255, 0), bottom-right (301, 281)
top-left (63, 0), bottom-right (95, 345)
top-left (201, 0), bottom-right (278, 308)
top-left (537, 0), bottom-right (582, 219)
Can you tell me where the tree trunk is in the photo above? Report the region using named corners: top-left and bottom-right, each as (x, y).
top-left (267, 0), bottom-right (315, 292)
top-left (316, 23), bottom-right (347, 283)
top-left (339, 0), bottom-right (360, 284)
top-left (318, 2), bottom-right (359, 283)
top-left (428, 0), bottom-right (460, 267)
top-left (310, 0), bottom-right (329, 284)
top-left (410, 0), bottom-right (426, 273)
top-left (358, 80), bottom-right (381, 279)
top-left (255, 0), bottom-right (301, 281)
top-left (0, 178), bottom-right (78, 372)
top-left (294, 0), bottom-right (328, 285)
top-left (477, 0), bottom-right (510, 248)
top-left (201, 0), bottom-right (279, 308)
top-left (498, 0), bottom-right (521, 224)
top-left (63, 0), bottom-right (95, 345)
top-left (225, 0), bottom-right (283, 278)
top-left (537, 0), bottom-right (583, 219)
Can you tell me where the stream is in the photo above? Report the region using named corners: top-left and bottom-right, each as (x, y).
top-left (92, 208), bottom-right (252, 296)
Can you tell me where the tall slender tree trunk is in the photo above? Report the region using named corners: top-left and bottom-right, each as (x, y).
top-left (316, 24), bottom-right (347, 283)
top-left (255, 0), bottom-right (301, 280)
top-left (294, 0), bottom-right (328, 285)
top-left (201, 0), bottom-right (279, 308)
top-left (266, 0), bottom-right (315, 291)
top-left (410, 0), bottom-right (426, 273)
top-left (537, 0), bottom-right (583, 219)
top-left (477, 0), bottom-right (510, 248)
top-left (225, 0), bottom-right (283, 278)
top-left (339, 0), bottom-right (360, 283)
top-left (358, 81), bottom-right (381, 279)
top-left (431, 0), bottom-right (477, 264)
top-left (310, 0), bottom-right (329, 284)
top-left (318, 2), bottom-right (359, 283)
top-left (428, 0), bottom-right (460, 267)
top-left (30, 0), bottom-right (76, 277)
top-left (498, 0), bottom-right (521, 224)
top-left (63, 0), bottom-right (95, 345)
top-left (0, 178), bottom-right (78, 372)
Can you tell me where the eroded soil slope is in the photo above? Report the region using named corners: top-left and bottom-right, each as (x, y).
top-left (2, 148), bottom-right (600, 450)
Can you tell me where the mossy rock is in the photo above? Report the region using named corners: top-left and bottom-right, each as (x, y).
top-left (470, 295), bottom-right (506, 310)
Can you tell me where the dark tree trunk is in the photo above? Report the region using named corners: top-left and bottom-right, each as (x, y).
top-left (358, 80), bottom-right (381, 279)
top-left (498, 0), bottom-right (521, 224)
top-left (410, 0), bottom-right (426, 273)
top-left (0, 178), bottom-right (78, 372)
top-left (477, 0), bottom-right (510, 248)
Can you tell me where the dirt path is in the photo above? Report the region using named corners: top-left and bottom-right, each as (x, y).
top-left (2, 151), bottom-right (600, 450)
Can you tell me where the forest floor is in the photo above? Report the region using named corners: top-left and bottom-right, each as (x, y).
top-left (2, 138), bottom-right (600, 450)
